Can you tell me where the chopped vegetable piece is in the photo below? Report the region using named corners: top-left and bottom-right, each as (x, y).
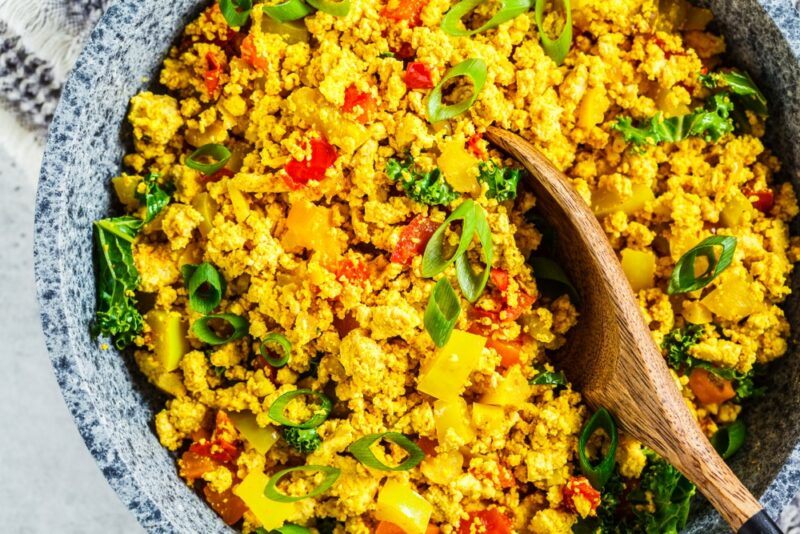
top-left (137, 173), bottom-right (172, 224)
top-left (375, 480), bottom-right (433, 534)
top-left (530, 256), bottom-right (578, 300)
top-left (534, 0), bottom-right (572, 65)
top-left (145, 310), bottom-right (189, 372)
top-left (479, 365), bottom-right (531, 407)
top-left (438, 139), bottom-right (480, 193)
top-left (233, 471), bottom-right (297, 529)
top-left (204, 485), bottom-right (248, 525)
top-left (219, 0), bottom-right (253, 27)
top-left (204, 52), bottom-right (223, 95)
top-left (241, 34), bottom-right (268, 69)
top-left (720, 189), bottom-right (755, 227)
top-left (259, 333), bottom-right (292, 367)
top-left (391, 215), bottom-right (439, 265)
top-left (563, 476), bottom-right (602, 517)
top-left (405, 62), bottom-right (435, 89)
top-left (306, 0), bottom-right (351, 16)
top-left (192, 313), bottom-right (249, 345)
top-left (433, 397), bottom-right (476, 447)
top-left (268, 389), bottom-right (332, 428)
top-left (711, 420), bottom-right (746, 460)
top-left (700, 69), bottom-right (767, 116)
top-left (486, 336), bottom-right (522, 368)
top-left (442, 0), bottom-right (533, 37)
top-left (591, 183), bottom-right (655, 217)
top-left (348, 432), bottom-right (425, 471)
top-left (418, 330), bottom-right (486, 400)
top-left (187, 144), bottom-right (232, 175)
top-left (181, 262), bottom-right (227, 314)
top-left (264, 465), bottom-right (341, 502)
top-left (179, 450), bottom-right (217, 482)
top-left (427, 59), bottom-right (488, 123)
top-left (386, 156), bottom-right (460, 206)
top-left (282, 199), bottom-right (343, 263)
top-left (261, 17), bottom-right (310, 43)
top-left (284, 137), bottom-right (338, 186)
top-left (282, 427), bottom-right (322, 453)
top-left (424, 278), bottom-right (462, 347)
top-left (455, 204), bottom-right (493, 302)
top-left (620, 248), bottom-right (656, 292)
top-left (263, 0), bottom-right (314, 22)
top-left (668, 236), bottom-right (737, 295)
top-left (422, 200), bottom-right (478, 277)
top-left (420, 450), bottom-right (464, 484)
top-left (578, 408), bottom-right (618, 489)
top-left (701, 273), bottom-right (761, 321)
top-left (342, 84), bottom-right (376, 124)
top-left (382, 0), bottom-right (429, 26)
top-left (288, 88), bottom-right (370, 154)
top-left (477, 161), bottom-right (522, 201)
top-left (627, 453), bottom-right (696, 533)
top-left (688, 368), bottom-right (736, 404)
top-left (529, 369), bottom-right (567, 387)
top-left (745, 188), bottom-right (775, 213)
top-left (229, 412), bottom-right (281, 454)
top-left (457, 509), bottom-right (512, 534)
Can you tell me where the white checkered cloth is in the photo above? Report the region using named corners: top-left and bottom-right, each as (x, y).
top-left (1, 0), bottom-right (800, 531)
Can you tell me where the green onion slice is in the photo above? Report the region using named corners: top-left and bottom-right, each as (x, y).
top-left (192, 313), bottom-right (249, 345)
top-left (529, 369), bottom-right (567, 387)
top-left (427, 58), bottom-right (488, 123)
top-left (260, 333), bottom-right (292, 368)
top-left (442, 0), bottom-right (533, 37)
top-left (455, 204), bottom-right (493, 302)
top-left (263, 0), bottom-right (315, 22)
top-left (181, 263), bottom-right (227, 315)
top-left (424, 279), bottom-right (462, 348)
top-left (219, 0), bottom-right (253, 27)
top-left (421, 200), bottom-right (478, 277)
top-left (711, 420), bottom-right (746, 460)
top-left (530, 256), bottom-right (578, 301)
top-left (268, 389), bottom-right (333, 429)
top-left (668, 236), bottom-right (737, 295)
top-left (306, 0), bottom-right (351, 16)
top-left (347, 432), bottom-right (425, 471)
top-left (186, 144), bottom-right (232, 175)
top-left (534, 0), bottom-right (572, 65)
top-left (263, 465), bottom-right (341, 503)
top-left (578, 407), bottom-right (618, 489)
top-left (267, 525), bottom-right (311, 534)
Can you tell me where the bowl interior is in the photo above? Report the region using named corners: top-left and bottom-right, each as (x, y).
top-left (33, 1), bottom-right (800, 532)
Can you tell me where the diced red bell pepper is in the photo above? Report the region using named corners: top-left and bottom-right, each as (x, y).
top-left (284, 137), bottom-right (339, 187)
top-left (204, 52), bottom-right (223, 95)
top-left (470, 463), bottom-right (517, 489)
top-left (563, 476), bottom-right (602, 516)
top-left (486, 336), bottom-right (523, 368)
top-left (342, 84), bottom-right (377, 124)
top-left (391, 42), bottom-right (416, 60)
top-left (240, 34), bottom-right (268, 70)
top-left (391, 215), bottom-right (440, 265)
top-left (490, 269), bottom-right (510, 292)
top-left (336, 259), bottom-right (370, 285)
top-left (179, 450), bottom-right (218, 482)
top-left (201, 167), bottom-right (234, 184)
top-left (404, 62), bottom-right (434, 90)
top-left (203, 485), bottom-right (248, 525)
top-left (416, 436), bottom-right (438, 457)
top-left (189, 439), bottom-right (241, 465)
top-left (467, 133), bottom-right (486, 158)
top-left (382, 0), bottom-right (430, 27)
top-left (457, 509), bottom-right (513, 534)
top-left (473, 292), bottom-right (536, 323)
top-left (746, 188), bottom-right (775, 213)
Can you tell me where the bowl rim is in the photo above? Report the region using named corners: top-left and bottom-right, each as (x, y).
top-left (33, 0), bottom-right (800, 532)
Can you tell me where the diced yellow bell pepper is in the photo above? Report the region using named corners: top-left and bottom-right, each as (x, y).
top-left (438, 140), bottom-right (479, 194)
top-left (154, 371), bottom-right (186, 397)
top-left (577, 85), bottom-right (610, 129)
top-left (471, 402), bottom-right (506, 437)
top-left (287, 88), bottom-right (369, 155)
top-left (701, 275), bottom-right (762, 322)
top-left (433, 398), bottom-right (476, 448)
top-left (227, 182), bottom-right (250, 223)
top-left (229, 412), bottom-right (280, 454)
top-left (145, 310), bottom-right (189, 372)
top-left (480, 366), bottom-right (532, 407)
top-left (260, 17), bottom-right (309, 44)
top-left (420, 451), bottom-right (464, 485)
top-left (417, 330), bottom-right (486, 400)
top-left (191, 193), bottom-right (218, 237)
top-left (281, 199), bottom-right (343, 264)
top-left (682, 300), bottom-right (713, 325)
top-left (375, 480), bottom-right (433, 534)
top-left (719, 190), bottom-right (754, 228)
top-left (620, 248), bottom-right (656, 292)
top-left (592, 184), bottom-right (655, 217)
top-left (233, 471), bottom-right (297, 530)
top-left (112, 175), bottom-right (141, 211)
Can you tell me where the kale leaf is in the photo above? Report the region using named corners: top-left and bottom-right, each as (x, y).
top-left (386, 156), bottom-right (459, 206)
top-left (613, 93), bottom-right (735, 146)
top-left (700, 69), bottom-right (768, 116)
top-left (477, 161), bottom-right (522, 201)
top-left (630, 454), bottom-right (697, 534)
top-left (136, 173), bottom-right (173, 224)
top-left (282, 426), bottom-right (322, 453)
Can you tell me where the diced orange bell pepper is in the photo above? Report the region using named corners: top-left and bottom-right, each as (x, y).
top-left (382, 0), bottom-right (430, 26)
top-left (563, 476), bottom-right (602, 517)
top-left (203, 485), bottom-right (248, 525)
top-left (240, 34), bottom-right (268, 70)
top-left (688, 368), bottom-right (736, 404)
top-left (204, 52), bottom-right (223, 95)
top-left (391, 215), bottom-right (439, 266)
top-left (457, 509), bottom-right (513, 534)
top-left (179, 450), bottom-right (217, 482)
top-left (342, 84), bottom-right (376, 124)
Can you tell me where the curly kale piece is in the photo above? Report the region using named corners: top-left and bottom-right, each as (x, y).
top-left (386, 156), bottom-right (459, 206)
top-left (700, 69), bottom-right (768, 116)
top-left (282, 426), bottom-right (322, 453)
top-left (477, 161), bottom-right (522, 201)
top-left (613, 93), bottom-right (735, 146)
top-left (136, 173), bottom-right (173, 224)
top-left (629, 453), bottom-right (697, 534)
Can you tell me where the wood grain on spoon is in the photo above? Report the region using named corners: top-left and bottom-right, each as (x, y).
top-left (485, 126), bottom-right (763, 531)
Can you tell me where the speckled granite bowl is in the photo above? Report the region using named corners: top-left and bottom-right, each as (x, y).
top-left (32, 0), bottom-right (800, 532)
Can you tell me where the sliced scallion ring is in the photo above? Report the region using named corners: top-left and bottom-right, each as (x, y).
top-left (192, 313), bottom-right (249, 345)
top-left (424, 279), bottom-right (462, 347)
top-left (267, 525), bottom-right (311, 534)
top-left (427, 59), bottom-right (488, 123)
top-left (441, 0), bottom-right (533, 37)
top-left (268, 389), bottom-right (332, 429)
top-left (534, 0), bottom-right (572, 65)
top-left (529, 369), bottom-right (567, 387)
top-left (260, 333), bottom-right (292, 368)
top-left (263, 465), bottom-right (341, 503)
top-left (578, 407), bottom-right (618, 489)
top-left (263, 0), bottom-right (315, 22)
top-left (219, 0), bottom-right (253, 27)
top-left (711, 420), bottom-right (746, 460)
top-left (455, 204), bottom-right (493, 302)
top-left (181, 262), bottom-right (227, 314)
top-left (306, 0), bottom-right (351, 16)
top-left (347, 432), bottom-right (425, 471)
top-left (186, 144), bottom-right (232, 175)
top-left (668, 236), bottom-right (737, 295)
top-left (421, 200), bottom-right (478, 277)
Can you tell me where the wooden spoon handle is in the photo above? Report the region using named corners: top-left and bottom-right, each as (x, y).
top-left (739, 511), bottom-right (784, 533)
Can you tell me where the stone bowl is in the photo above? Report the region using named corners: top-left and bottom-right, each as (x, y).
top-left (32, 0), bottom-right (800, 532)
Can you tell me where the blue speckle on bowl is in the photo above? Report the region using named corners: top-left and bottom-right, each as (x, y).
top-left (32, 0), bottom-right (800, 532)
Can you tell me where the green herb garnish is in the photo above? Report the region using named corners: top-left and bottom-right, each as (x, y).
top-left (701, 70), bottom-right (767, 116)
top-left (219, 0), bottom-right (253, 27)
top-left (347, 432), bottom-right (425, 471)
top-left (427, 58), bottom-right (488, 123)
top-left (628, 453), bottom-right (696, 534)
top-left (530, 256), bottom-right (578, 300)
top-left (424, 278), bottom-right (462, 348)
top-left (529, 369), bottom-right (568, 387)
top-left (181, 262), bottom-right (227, 314)
top-left (386, 156), bottom-right (459, 206)
top-left (668, 235), bottom-right (736, 294)
top-left (535, 0), bottom-right (572, 65)
top-left (263, 465), bottom-right (341, 503)
top-left (441, 0), bottom-right (533, 37)
top-left (477, 161), bottom-right (521, 201)
top-left (268, 389), bottom-right (333, 429)
top-left (578, 408), bottom-right (618, 489)
top-left (283, 427), bottom-right (322, 453)
top-left (136, 173), bottom-right (172, 224)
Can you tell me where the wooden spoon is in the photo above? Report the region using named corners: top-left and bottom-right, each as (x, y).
top-left (485, 126), bottom-right (782, 534)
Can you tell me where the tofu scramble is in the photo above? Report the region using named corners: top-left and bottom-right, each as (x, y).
top-left (90, 0), bottom-right (800, 532)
